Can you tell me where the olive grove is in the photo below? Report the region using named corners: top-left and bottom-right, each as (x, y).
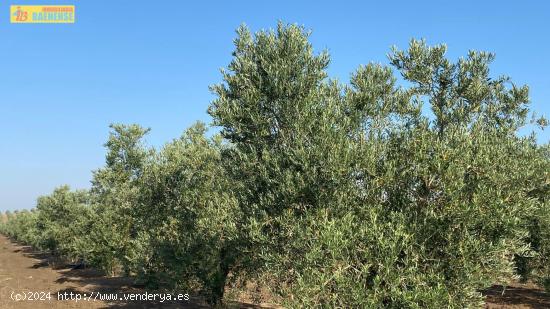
top-left (1, 22), bottom-right (548, 308)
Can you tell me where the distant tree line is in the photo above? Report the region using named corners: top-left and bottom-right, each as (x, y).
top-left (1, 22), bottom-right (549, 308)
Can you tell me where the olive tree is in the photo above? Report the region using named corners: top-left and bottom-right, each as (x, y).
top-left (134, 122), bottom-right (240, 305)
top-left (34, 186), bottom-right (91, 258)
top-left (209, 23), bottom-right (548, 307)
top-left (88, 123), bottom-right (151, 275)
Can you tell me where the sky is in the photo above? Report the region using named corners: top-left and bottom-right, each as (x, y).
top-left (1, 0), bottom-right (549, 211)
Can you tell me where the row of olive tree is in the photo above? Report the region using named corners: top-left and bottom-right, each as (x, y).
top-left (1, 22), bottom-right (549, 308)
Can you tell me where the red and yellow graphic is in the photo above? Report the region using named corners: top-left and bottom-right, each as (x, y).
top-left (10, 5), bottom-right (75, 23)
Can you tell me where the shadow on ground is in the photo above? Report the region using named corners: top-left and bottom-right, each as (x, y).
top-left (17, 243), bottom-right (272, 308)
top-left (483, 283), bottom-right (550, 308)
top-left (9, 238), bottom-right (550, 308)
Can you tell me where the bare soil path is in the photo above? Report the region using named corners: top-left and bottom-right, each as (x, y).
top-left (484, 283), bottom-right (550, 309)
top-left (0, 235), bottom-right (207, 309)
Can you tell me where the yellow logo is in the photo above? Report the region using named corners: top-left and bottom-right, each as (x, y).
top-left (10, 5), bottom-right (75, 23)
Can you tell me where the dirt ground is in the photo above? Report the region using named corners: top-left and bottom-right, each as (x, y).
top-left (0, 235), bottom-right (209, 309)
top-left (484, 282), bottom-right (550, 309)
top-left (1, 235), bottom-right (549, 308)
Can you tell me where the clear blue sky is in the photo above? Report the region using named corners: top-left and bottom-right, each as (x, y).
top-left (1, 1), bottom-right (549, 211)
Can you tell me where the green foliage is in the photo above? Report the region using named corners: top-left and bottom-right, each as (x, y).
top-left (1, 22), bottom-right (548, 308)
top-left (0, 187), bottom-right (91, 261)
top-left (88, 123), bottom-right (151, 275)
top-left (34, 186), bottom-right (90, 255)
top-left (135, 122), bottom-right (240, 304)
top-left (209, 23), bottom-right (550, 307)
top-left (0, 209), bottom-right (40, 245)
top-left (514, 143), bottom-right (550, 289)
